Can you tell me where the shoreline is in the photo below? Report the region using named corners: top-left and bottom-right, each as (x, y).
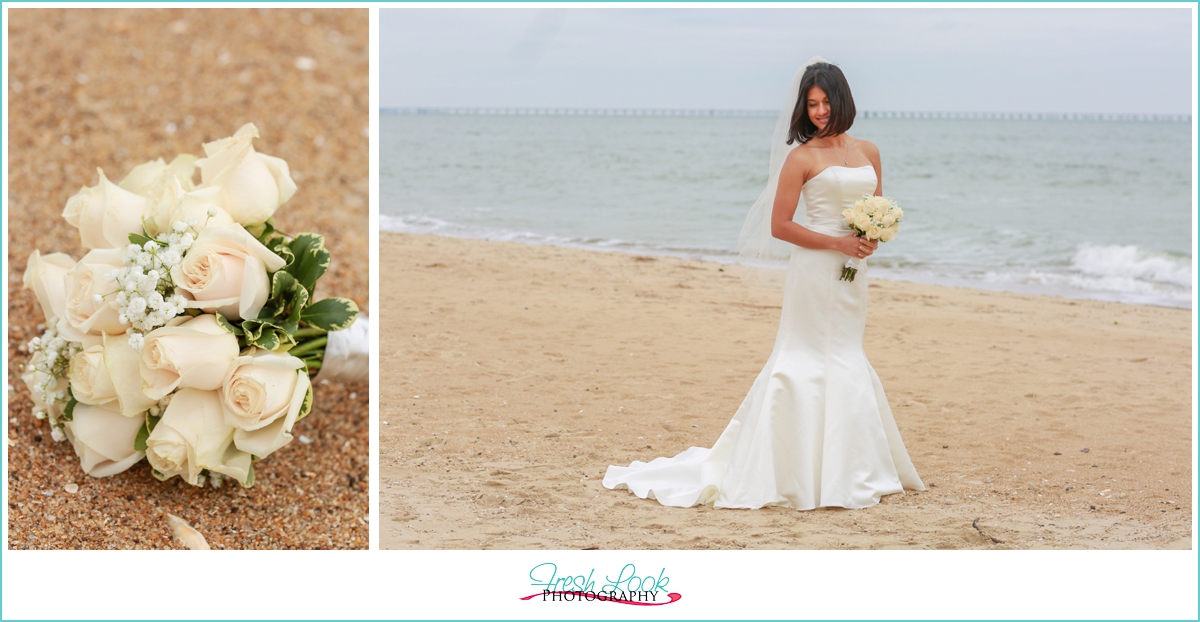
top-left (381, 231), bottom-right (1192, 550)
top-left (379, 219), bottom-right (1193, 310)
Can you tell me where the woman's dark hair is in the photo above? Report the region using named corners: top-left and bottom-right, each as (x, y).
top-left (787, 62), bottom-right (856, 145)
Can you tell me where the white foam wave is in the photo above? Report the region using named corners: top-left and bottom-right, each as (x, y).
top-left (1070, 244), bottom-right (1191, 287)
top-left (973, 244), bottom-right (1192, 307)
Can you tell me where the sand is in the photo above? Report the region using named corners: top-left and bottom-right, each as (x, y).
top-left (5, 8), bottom-right (369, 549)
top-left (380, 232), bottom-right (1192, 550)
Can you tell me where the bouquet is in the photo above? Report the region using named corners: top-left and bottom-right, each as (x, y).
top-left (19, 123), bottom-right (362, 488)
top-left (839, 194), bottom-right (903, 282)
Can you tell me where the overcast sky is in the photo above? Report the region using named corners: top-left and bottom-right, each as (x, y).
top-left (380, 7), bottom-right (1193, 114)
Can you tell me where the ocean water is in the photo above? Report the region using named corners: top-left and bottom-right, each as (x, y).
top-left (381, 113), bottom-right (1194, 308)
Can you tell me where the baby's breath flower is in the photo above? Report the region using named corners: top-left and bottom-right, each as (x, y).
top-left (111, 218), bottom-right (202, 348)
top-left (23, 324), bottom-right (82, 431)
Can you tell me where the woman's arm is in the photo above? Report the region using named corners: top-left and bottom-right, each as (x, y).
top-left (861, 139), bottom-right (883, 197)
top-left (770, 149), bottom-right (876, 258)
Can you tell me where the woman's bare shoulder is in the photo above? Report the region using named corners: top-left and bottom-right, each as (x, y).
top-left (784, 142), bottom-right (818, 168)
top-left (851, 136), bottom-right (880, 158)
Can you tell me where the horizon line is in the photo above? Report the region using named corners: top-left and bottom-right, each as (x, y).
top-left (381, 107), bottom-right (1192, 122)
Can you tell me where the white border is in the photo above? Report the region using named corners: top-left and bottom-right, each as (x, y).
top-left (4, 2), bottom-right (1198, 621)
top-left (370, 4), bottom-right (382, 555)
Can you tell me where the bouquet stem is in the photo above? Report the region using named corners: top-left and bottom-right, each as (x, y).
top-left (840, 264), bottom-right (859, 282)
top-left (293, 327), bottom-right (328, 339)
top-left (289, 330), bottom-right (329, 376)
top-left (289, 335), bottom-right (327, 357)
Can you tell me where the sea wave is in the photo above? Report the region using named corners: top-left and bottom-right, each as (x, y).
top-left (1070, 244), bottom-right (1192, 287)
top-left (972, 244), bottom-right (1192, 307)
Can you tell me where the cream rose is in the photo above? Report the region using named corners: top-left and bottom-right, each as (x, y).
top-left (864, 225), bottom-right (882, 240)
top-left (58, 249), bottom-right (126, 342)
top-left (68, 344), bottom-right (115, 409)
top-left (118, 154), bottom-right (197, 196)
top-left (147, 182), bottom-right (234, 237)
top-left (221, 348), bottom-right (311, 459)
top-left (23, 250), bottom-right (76, 323)
top-left (853, 213), bottom-right (871, 231)
top-left (64, 403), bottom-right (146, 478)
top-left (69, 333), bottom-right (158, 417)
top-left (196, 123), bottom-right (297, 226)
top-left (169, 224), bottom-right (286, 320)
top-left (865, 196), bottom-right (891, 216)
top-left (140, 314), bottom-right (240, 400)
top-left (881, 211), bottom-right (898, 227)
top-left (61, 169), bottom-right (151, 250)
top-left (145, 388), bottom-right (252, 486)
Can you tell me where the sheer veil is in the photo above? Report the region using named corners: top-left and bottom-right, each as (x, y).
top-left (735, 56), bottom-right (827, 289)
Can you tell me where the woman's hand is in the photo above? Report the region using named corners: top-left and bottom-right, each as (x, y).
top-left (832, 234), bottom-right (878, 259)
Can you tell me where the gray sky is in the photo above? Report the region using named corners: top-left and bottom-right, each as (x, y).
top-left (380, 7), bottom-right (1194, 114)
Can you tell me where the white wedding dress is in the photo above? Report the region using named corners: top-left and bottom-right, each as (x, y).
top-left (603, 165), bottom-right (925, 510)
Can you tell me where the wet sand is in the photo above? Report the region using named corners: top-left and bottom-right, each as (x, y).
top-left (381, 232), bottom-right (1192, 550)
top-left (6, 8), bottom-right (369, 549)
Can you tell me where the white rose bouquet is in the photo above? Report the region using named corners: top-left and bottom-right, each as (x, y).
top-left (839, 194), bottom-right (904, 282)
top-left (19, 124), bottom-right (363, 488)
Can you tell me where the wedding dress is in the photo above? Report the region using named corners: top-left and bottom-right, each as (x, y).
top-left (602, 164), bottom-right (925, 510)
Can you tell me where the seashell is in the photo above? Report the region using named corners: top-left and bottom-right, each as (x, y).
top-left (166, 513), bottom-right (211, 550)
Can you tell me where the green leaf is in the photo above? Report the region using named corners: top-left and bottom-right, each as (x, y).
top-left (252, 328), bottom-right (281, 351)
top-left (62, 388), bottom-right (77, 422)
top-left (271, 270), bottom-right (297, 301)
top-left (243, 463), bottom-right (255, 488)
top-left (256, 271), bottom-right (297, 320)
top-left (128, 232), bottom-right (156, 247)
top-left (214, 314), bottom-right (244, 336)
top-left (301, 297), bottom-right (359, 332)
top-left (256, 271), bottom-right (308, 334)
top-left (134, 421), bottom-right (149, 452)
top-left (243, 317), bottom-right (295, 351)
top-left (271, 240), bottom-right (296, 271)
top-left (134, 413), bottom-right (161, 453)
top-left (296, 384), bottom-right (314, 422)
top-left (241, 319), bottom-right (265, 343)
top-left (288, 233), bottom-right (330, 298)
top-left (283, 283), bottom-right (309, 335)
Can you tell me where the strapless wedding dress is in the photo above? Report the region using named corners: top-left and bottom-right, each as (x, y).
top-left (603, 165), bottom-right (925, 510)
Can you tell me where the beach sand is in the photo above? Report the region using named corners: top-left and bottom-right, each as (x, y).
top-left (380, 232), bottom-right (1192, 550)
top-left (6, 8), bottom-right (369, 549)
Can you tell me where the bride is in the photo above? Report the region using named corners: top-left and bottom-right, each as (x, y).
top-left (603, 58), bottom-right (925, 510)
